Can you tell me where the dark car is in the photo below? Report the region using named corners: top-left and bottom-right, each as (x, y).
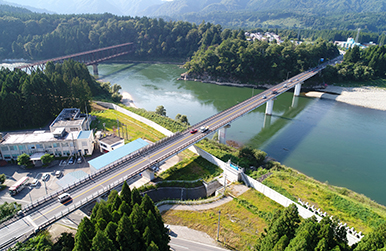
top-left (272, 88), bottom-right (278, 94)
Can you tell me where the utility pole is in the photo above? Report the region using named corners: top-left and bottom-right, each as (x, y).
top-left (217, 210), bottom-right (221, 241)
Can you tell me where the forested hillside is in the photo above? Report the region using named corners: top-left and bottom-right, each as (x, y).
top-left (0, 60), bottom-right (119, 130)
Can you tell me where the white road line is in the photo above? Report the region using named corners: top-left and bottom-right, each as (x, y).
top-left (26, 216), bottom-right (38, 229)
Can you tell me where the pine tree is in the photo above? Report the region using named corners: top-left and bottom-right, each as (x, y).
top-left (91, 230), bottom-right (117, 251)
top-left (116, 213), bottom-right (142, 251)
top-left (120, 181), bottom-right (132, 205)
top-left (118, 201), bottom-right (132, 216)
top-left (105, 221), bottom-right (119, 249)
top-left (131, 187), bottom-right (142, 207)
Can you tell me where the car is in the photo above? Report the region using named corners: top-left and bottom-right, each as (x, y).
top-left (42, 173), bottom-right (50, 182)
top-left (31, 178), bottom-right (39, 187)
top-left (68, 157), bottom-right (74, 165)
top-left (263, 95), bottom-right (267, 99)
top-left (200, 126), bottom-right (209, 132)
top-left (58, 193), bottom-right (71, 203)
top-left (61, 160), bottom-right (67, 165)
top-left (296, 78), bottom-right (299, 81)
top-left (55, 171), bottom-right (62, 178)
top-left (283, 83), bottom-right (287, 88)
top-left (77, 157), bottom-right (82, 164)
top-left (271, 88), bottom-right (278, 94)
top-left (190, 128), bottom-right (198, 134)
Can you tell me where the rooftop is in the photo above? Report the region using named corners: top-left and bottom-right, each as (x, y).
top-left (89, 138), bottom-right (149, 171)
top-left (1, 130), bottom-right (80, 145)
top-left (78, 131), bottom-right (92, 140)
top-left (99, 134), bottom-right (124, 145)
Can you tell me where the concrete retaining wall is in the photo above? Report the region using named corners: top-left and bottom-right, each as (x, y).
top-left (141, 185), bottom-right (207, 203)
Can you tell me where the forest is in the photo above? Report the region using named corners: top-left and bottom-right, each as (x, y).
top-left (184, 37), bottom-right (339, 83)
top-left (0, 60), bottom-right (119, 130)
top-left (9, 182), bottom-right (170, 251)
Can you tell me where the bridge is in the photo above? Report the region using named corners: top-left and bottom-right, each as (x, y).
top-left (0, 55), bottom-right (342, 249)
top-left (16, 42), bottom-right (134, 75)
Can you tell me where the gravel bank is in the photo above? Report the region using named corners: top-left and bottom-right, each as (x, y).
top-left (306, 86), bottom-right (386, 111)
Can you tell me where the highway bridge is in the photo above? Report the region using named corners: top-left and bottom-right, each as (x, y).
top-left (0, 55), bottom-right (342, 249)
top-left (16, 42), bottom-right (134, 75)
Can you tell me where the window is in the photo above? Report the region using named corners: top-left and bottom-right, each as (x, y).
top-left (53, 143), bottom-right (60, 148)
top-left (8, 145), bottom-right (17, 151)
top-left (61, 142), bottom-right (69, 147)
top-left (1, 146), bottom-right (9, 151)
top-left (44, 144), bottom-right (52, 149)
top-left (36, 144), bottom-right (43, 149)
top-left (18, 145), bottom-right (26, 151)
top-left (28, 145), bottom-right (35, 150)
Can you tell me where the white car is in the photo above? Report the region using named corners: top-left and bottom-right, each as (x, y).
top-left (42, 173), bottom-right (50, 181)
top-left (31, 178), bottom-right (39, 187)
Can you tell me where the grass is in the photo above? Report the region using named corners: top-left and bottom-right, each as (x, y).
top-left (263, 166), bottom-right (386, 234)
top-left (90, 107), bottom-right (165, 143)
top-left (158, 156), bottom-right (223, 182)
top-left (162, 188), bottom-right (283, 251)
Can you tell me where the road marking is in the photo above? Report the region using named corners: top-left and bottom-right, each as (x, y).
top-left (26, 216), bottom-right (38, 229)
top-left (33, 133), bottom-right (195, 221)
top-left (170, 243), bottom-right (189, 249)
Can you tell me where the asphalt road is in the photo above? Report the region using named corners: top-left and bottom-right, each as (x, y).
top-left (0, 57), bottom-right (341, 248)
top-left (170, 238), bottom-right (229, 251)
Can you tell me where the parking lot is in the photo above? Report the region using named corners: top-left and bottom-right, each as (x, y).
top-left (0, 155), bottom-right (97, 206)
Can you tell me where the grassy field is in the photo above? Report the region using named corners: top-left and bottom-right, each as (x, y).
top-left (158, 156), bottom-right (223, 182)
top-left (162, 188), bottom-right (283, 251)
top-left (90, 103), bottom-right (165, 143)
top-left (262, 166), bottom-right (386, 234)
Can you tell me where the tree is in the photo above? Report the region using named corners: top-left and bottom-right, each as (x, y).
top-left (91, 230), bottom-right (117, 251)
top-left (52, 232), bottom-right (74, 251)
top-left (131, 187), bottom-right (142, 207)
top-left (0, 174), bottom-right (5, 184)
top-left (116, 213), bottom-right (142, 251)
top-left (17, 153), bottom-right (32, 167)
top-left (155, 105), bottom-right (166, 116)
top-left (120, 181), bottom-right (132, 205)
top-left (41, 153), bottom-right (54, 165)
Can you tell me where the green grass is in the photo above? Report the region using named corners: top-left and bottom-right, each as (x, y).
top-left (263, 166), bottom-right (386, 234)
top-left (90, 108), bottom-right (165, 143)
top-left (158, 156), bottom-right (222, 182)
top-left (162, 188), bottom-right (283, 251)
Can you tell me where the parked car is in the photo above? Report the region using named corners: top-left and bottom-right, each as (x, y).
top-left (42, 173), bottom-right (50, 181)
top-left (31, 178), bottom-right (39, 187)
top-left (68, 157), bottom-right (74, 165)
top-left (77, 157), bottom-right (82, 164)
top-left (55, 171), bottom-right (62, 178)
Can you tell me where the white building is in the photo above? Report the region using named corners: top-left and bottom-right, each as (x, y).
top-left (0, 130), bottom-right (94, 161)
top-left (49, 108), bottom-right (89, 133)
top-left (98, 134), bottom-right (125, 153)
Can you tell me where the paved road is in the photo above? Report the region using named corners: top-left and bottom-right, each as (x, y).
top-left (0, 57), bottom-right (341, 249)
top-left (170, 237), bottom-right (229, 251)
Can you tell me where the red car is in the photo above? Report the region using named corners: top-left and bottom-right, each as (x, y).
top-left (272, 88), bottom-right (278, 94)
top-left (190, 128), bottom-right (198, 134)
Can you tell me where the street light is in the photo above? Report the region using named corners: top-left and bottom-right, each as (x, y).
top-left (287, 71), bottom-right (291, 80)
top-left (44, 180), bottom-right (47, 195)
top-left (217, 209), bottom-right (221, 241)
top-left (28, 187), bottom-right (32, 204)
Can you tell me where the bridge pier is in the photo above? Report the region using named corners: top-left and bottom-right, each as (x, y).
top-left (265, 99), bottom-right (274, 115)
top-left (263, 114), bottom-right (272, 128)
top-left (92, 64), bottom-right (99, 75)
top-left (291, 96), bottom-right (299, 108)
top-left (294, 82), bottom-right (303, 96)
top-left (218, 124), bottom-right (231, 144)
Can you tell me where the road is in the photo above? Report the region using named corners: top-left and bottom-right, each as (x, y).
top-left (0, 56), bottom-right (341, 249)
top-left (170, 238), bottom-right (229, 251)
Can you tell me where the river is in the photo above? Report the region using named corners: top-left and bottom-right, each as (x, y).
top-left (92, 63), bottom-right (386, 206)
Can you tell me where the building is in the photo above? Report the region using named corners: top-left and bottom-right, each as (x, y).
top-left (98, 134), bottom-right (125, 153)
top-left (0, 130), bottom-right (94, 161)
top-left (49, 108), bottom-right (89, 133)
top-left (0, 108), bottom-right (94, 162)
top-left (335, 38), bottom-right (366, 49)
top-left (89, 138), bottom-right (149, 173)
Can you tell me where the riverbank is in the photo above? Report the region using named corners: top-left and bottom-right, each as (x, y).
top-left (306, 85), bottom-right (386, 111)
top-left (120, 91), bottom-right (138, 108)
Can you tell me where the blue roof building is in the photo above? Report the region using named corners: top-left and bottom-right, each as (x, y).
top-left (89, 138), bottom-right (149, 173)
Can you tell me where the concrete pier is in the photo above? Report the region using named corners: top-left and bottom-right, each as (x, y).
top-left (92, 64), bottom-right (99, 75)
top-left (218, 124), bottom-right (231, 144)
top-left (294, 82), bottom-right (303, 96)
top-left (263, 114), bottom-right (272, 128)
top-left (265, 99), bottom-right (274, 115)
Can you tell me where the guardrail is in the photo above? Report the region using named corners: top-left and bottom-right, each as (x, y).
top-left (155, 192), bottom-right (225, 207)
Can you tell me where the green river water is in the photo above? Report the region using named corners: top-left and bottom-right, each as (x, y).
top-left (91, 63), bottom-right (386, 206)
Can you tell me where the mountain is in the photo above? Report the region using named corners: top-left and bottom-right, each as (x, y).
top-left (142, 0), bottom-right (386, 16)
top-left (0, 0), bottom-right (53, 14)
top-left (1, 0), bottom-right (164, 16)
